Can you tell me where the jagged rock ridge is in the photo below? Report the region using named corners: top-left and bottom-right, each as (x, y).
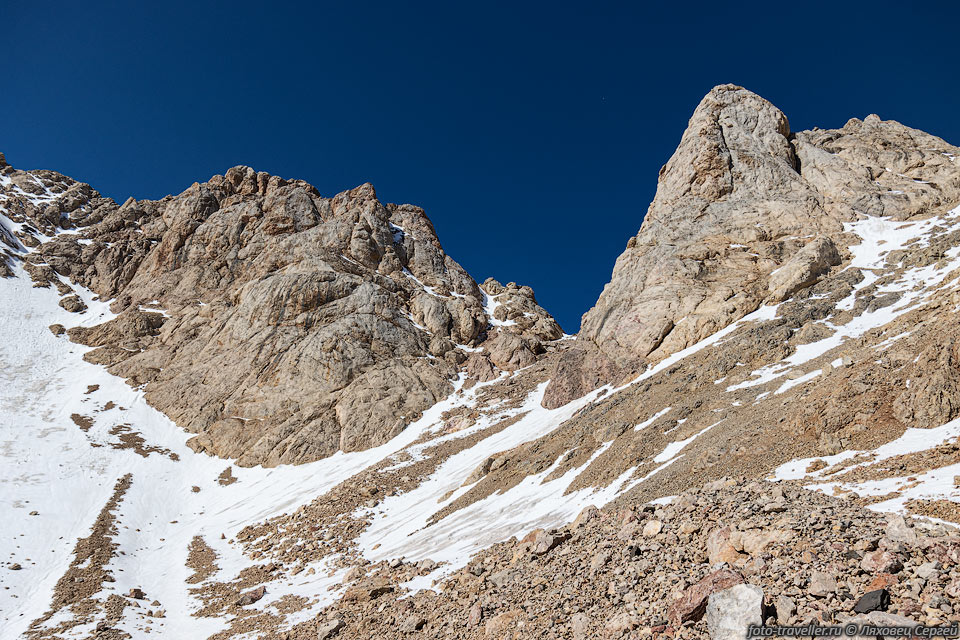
top-left (0, 158), bottom-right (561, 466)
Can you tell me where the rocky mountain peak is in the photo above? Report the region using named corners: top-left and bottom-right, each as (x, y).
top-left (543, 84), bottom-right (960, 408)
top-left (0, 157), bottom-right (562, 466)
top-left (652, 84), bottom-right (797, 208)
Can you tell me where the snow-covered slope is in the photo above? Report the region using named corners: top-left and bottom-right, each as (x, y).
top-left (0, 244), bottom-right (621, 638)
top-left (0, 257), bottom-right (398, 637)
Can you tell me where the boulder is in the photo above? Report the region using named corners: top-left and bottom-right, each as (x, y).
top-left (317, 618), bottom-right (345, 639)
top-left (861, 550), bottom-right (903, 574)
top-left (706, 584), bottom-right (764, 640)
top-left (706, 526), bottom-right (743, 565)
top-left (668, 568), bottom-right (744, 624)
top-left (236, 586), bottom-right (265, 606)
top-left (484, 609), bottom-right (522, 638)
top-left (853, 589), bottom-right (891, 614)
top-left (808, 570), bottom-right (838, 597)
top-left (884, 514), bottom-right (919, 545)
top-left (642, 520), bottom-right (663, 537)
top-left (768, 236), bottom-right (841, 301)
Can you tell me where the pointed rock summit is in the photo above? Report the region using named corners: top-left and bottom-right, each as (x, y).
top-left (544, 84), bottom-right (960, 407)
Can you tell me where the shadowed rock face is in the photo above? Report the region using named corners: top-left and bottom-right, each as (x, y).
top-left (543, 84), bottom-right (960, 408)
top-left (0, 161), bottom-right (561, 466)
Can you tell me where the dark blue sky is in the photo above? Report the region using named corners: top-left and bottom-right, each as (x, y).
top-left (4, 3), bottom-right (959, 331)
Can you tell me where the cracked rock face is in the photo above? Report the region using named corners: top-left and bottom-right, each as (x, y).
top-left (544, 84), bottom-right (960, 408)
top-left (1, 162), bottom-right (560, 466)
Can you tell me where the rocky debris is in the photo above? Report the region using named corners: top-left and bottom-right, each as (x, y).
top-left (25, 474), bottom-right (133, 639)
top-left (127, 588), bottom-right (145, 599)
top-left (460, 218), bottom-right (960, 542)
top-left (157, 86), bottom-right (960, 640)
top-left (705, 583), bottom-right (763, 640)
top-left (544, 83), bottom-right (960, 407)
top-left (4, 84), bottom-right (960, 640)
top-left (106, 423), bottom-right (177, 459)
top-left (217, 466), bottom-right (237, 486)
top-left (8, 563), bottom-right (22, 571)
top-left (278, 480), bottom-right (959, 640)
top-left (186, 536), bottom-right (219, 584)
top-left (217, 372), bottom-right (551, 602)
top-left (846, 611), bottom-right (920, 637)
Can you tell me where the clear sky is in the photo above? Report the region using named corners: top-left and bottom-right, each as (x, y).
top-left (4, 2), bottom-right (959, 331)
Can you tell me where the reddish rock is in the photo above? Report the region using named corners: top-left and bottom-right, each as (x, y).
top-left (860, 550), bottom-right (903, 574)
top-left (667, 568), bottom-right (744, 623)
top-left (926, 541), bottom-right (960, 565)
top-left (868, 573), bottom-right (899, 590)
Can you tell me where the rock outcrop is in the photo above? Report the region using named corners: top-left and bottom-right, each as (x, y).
top-left (0, 160), bottom-right (561, 466)
top-left (544, 84), bottom-right (960, 407)
top-left (462, 278), bottom-right (564, 381)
